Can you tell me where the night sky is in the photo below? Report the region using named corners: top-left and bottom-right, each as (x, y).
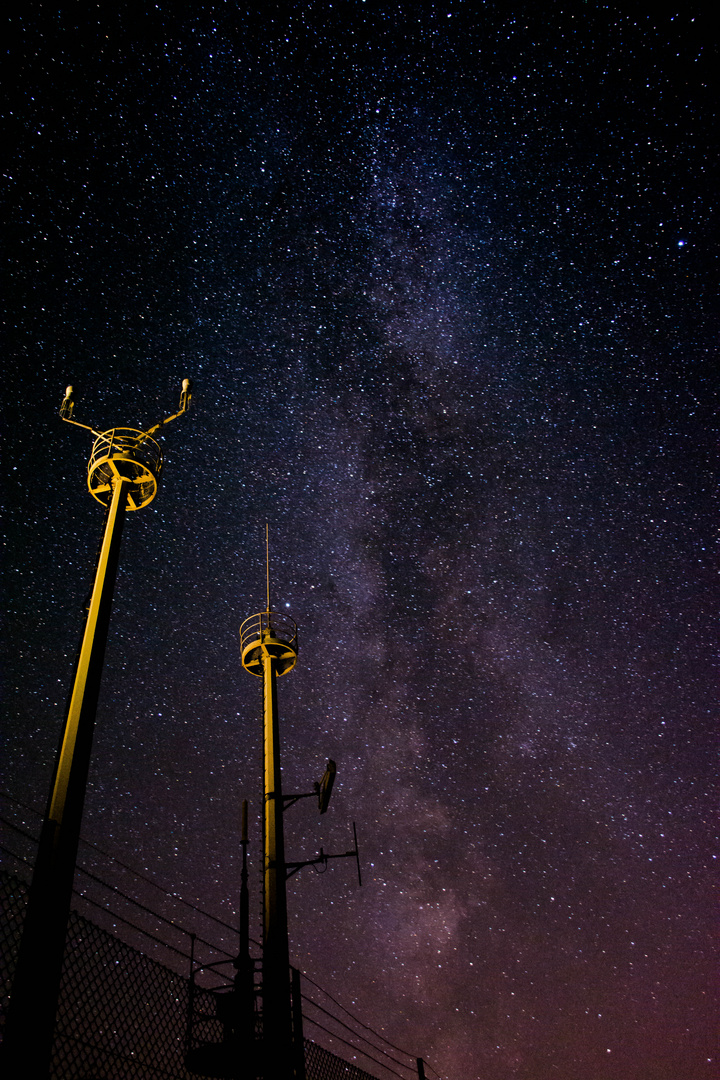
top-left (2, 5), bottom-right (717, 1079)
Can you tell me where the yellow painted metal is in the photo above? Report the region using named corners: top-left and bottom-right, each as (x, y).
top-left (261, 639), bottom-right (294, 1077)
top-left (87, 428), bottom-right (162, 509)
top-left (263, 646), bottom-right (284, 948)
top-left (240, 611), bottom-right (298, 677)
top-left (3, 383), bottom-right (191, 1078)
top-left (48, 475), bottom-right (131, 832)
top-left (240, 608), bottom-right (298, 1076)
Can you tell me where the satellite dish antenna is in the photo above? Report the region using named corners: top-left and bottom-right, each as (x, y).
top-left (315, 760), bottom-right (336, 815)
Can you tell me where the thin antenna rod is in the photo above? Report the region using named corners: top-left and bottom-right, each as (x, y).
top-left (241, 799), bottom-right (249, 847)
top-left (265, 523), bottom-right (270, 612)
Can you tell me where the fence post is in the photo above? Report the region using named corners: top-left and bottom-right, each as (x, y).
top-left (291, 966), bottom-right (307, 1080)
top-left (185, 933), bottom-right (196, 1064)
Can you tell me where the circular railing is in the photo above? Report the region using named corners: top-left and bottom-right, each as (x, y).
top-left (240, 611), bottom-right (298, 677)
top-left (87, 428), bottom-right (163, 509)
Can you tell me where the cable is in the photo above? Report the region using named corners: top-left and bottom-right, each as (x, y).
top-left (0, 811), bottom-right (187, 942)
top-left (0, 813), bottom-right (39, 845)
top-left (300, 968), bottom-right (420, 1062)
top-left (0, 847), bottom-right (187, 962)
top-left (0, 791), bottom-right (42, 815)
top-left (74, 862), bottom-right (235, 961)
top-left (0, 792), bottom-right (262, 949)
top-left (79, 836), bottom-right (251, 940)
top-left (301, 993), bottom-right (415, 1074)
top-left (0, 841), bottom-right (32, 868)
top-left (303, 1014), bottom-right (409, 1080)
top-left (73, 891), bottom-right (191, 961)
top-left (1, 795), bottom-right (445, 1078)
top-left (0, 814), bottom-right (234, 961)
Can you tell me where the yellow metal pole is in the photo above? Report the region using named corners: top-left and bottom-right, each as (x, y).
top-left (50, 475), bottom-right (130, 827)
top-left (2, 476), bottom-right (131, 1078)
top-left (262, 639), bottom-right (294, 1078)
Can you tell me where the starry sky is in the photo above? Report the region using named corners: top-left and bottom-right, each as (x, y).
top-left (1, 4), bottom-right (717, 1079)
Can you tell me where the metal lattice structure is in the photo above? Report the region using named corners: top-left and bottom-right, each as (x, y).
top-left (1, 871), bottom-right (216, 1079)
top-left (0, 871), bottom-right (378, 1080)
top-left (305, 1041), bottom-right (379, 1080)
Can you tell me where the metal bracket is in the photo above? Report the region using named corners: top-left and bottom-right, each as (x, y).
top-left (285, 823), bottom-right (362, 886)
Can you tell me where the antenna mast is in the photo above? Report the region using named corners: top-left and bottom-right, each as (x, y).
top-left (240, 569), bottom-right (298, 1079)
top-left (266, 523), bottom-right (271, 613)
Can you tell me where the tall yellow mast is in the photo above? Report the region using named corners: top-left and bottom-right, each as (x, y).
top-left (240, 531), bottom-right (299, 1079)
top-left (1, 381), bottom-right (191, 1079)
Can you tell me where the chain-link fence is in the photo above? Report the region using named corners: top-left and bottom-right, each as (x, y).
top-left (305, 1040), bottom-right (380, 1080)
top-left (1, 870), bottom-right (378, 1080)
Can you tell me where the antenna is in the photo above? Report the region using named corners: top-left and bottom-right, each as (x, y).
top-left (265, 523), bottom-right (270, 613)
top-left (284, 822), bottom-right (363, 886)
top-left (316, 760), bottom-right (336, 815)
top-left (57, 380), bottom-right (192, 511)
top-left (282, 760), bottom-right (337, 814)
top-left (352, 821), bottom-right (362, 887)
top-left (241, 798), bottom-right (249, 848)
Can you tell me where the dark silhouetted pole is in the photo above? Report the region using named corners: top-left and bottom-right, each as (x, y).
top-left (235, 798), bottom-right (255, 1053)
top-left (2, 476), bottom-right (130, 1077)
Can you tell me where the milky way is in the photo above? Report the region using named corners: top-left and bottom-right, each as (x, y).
top-left (2, 6), bottom-right (717, 1079)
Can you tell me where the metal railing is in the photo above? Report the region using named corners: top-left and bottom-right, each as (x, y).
top-left (87, 427), bottom-right (163, 508)
top-left (240, 611), bottom-right (299, 653)
top-left (1, 870), bottom-right (379, 1080)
